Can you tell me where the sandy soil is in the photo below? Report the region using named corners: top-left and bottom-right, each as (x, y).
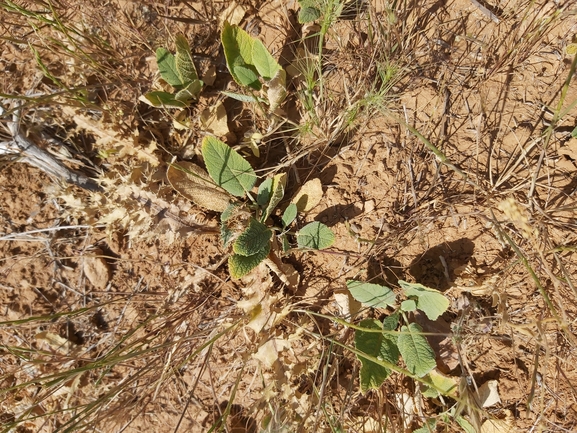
top-left (1, 0), bottom-right (577, 432)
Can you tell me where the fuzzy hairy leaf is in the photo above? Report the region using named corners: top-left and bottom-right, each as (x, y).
top-left (398, 323), bottom-right (436, 377)
top-left (156, 48), bottom-right (182, 87)
top-left (201, 136), bottom-right (256, 197)
top-left (399, 280), bottom-right (450, 321)
top-left (356, 319), bottom-right (400, 393)
top-left (174, 34), bottom-right (199, 83)
top-left (221, 22), bottom-right (261, 90)
top-left (281, 203), bottom-right (298, 228)
top-left (229, 244), bottom-right (270, 279)
top-left (297, 221), bottom-right (334, 249)
top-left (382, 313), bottom-right (399, 331)
top-left (347, 281), bottom-right (396, 308)
top-left (167, 161), bottom-right (231, 212)
top-left (251, 38), bottom-right (280, 80)
top-left (233, 218), bottom-right (272, 256)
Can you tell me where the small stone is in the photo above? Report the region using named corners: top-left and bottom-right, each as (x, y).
top-left (364, 199), bottom-right (375, 213)
top-left (83, 249), bottom-right (111, 290)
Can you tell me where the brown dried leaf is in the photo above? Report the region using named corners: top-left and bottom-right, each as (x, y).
top-left (219, 1), bottom-right (245, 25)
top-left (291, 178), bottom-right (323, 212)
top-left (167, 161), bottom-right (231, 212)
top-left (200, 101), bottom-right (229, 136)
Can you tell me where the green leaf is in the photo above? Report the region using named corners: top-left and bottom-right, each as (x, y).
top-left (355, 319), bottom-right (400, 393)
top-left (257, 178), bottom-right (273, 207)
top-left (174, 80), bottom-right (203, 103)
top-left (174, 34), bottom-right (199, 83)
top-left (456, 416), bottom-right (476, 433)
top-left (251, 38), bottom-right (280, 80)
top-left (233, 218), bottom-right (272, 256)
top-left (221, 203), bottom-right (240, 222)
top-left (229, 244), bottom-right (270, 279)
top-left (397, 323), bottom-right (436, 377)
top-left (262, 173), bottom-right (286, 222)
top-left (346, 281), bottom-right (396, 309)
top-left (156, 48), bottom-right (182, 87)
top-left (399, 280), bottom-right (450, 321)
top-left (401, 299), bottom-right (417, 312)
top-left (142, 91), bottom-right (187, 108)
top-left (571, 125), bottom-right (577, 138)
top-left (297, 221), bottom-right (334, 249)
top-left (201, 136), bottom-right (257, 197)
top-left (234, 64), bottom-right (261, 90)
top-left (382, 312), bottom-right (399, 331)
top-left (221, 22), bottom-right (261, 90)
top-left (298, 6), bottom-right (321, 23)
top-left (280, 234), bottom-right (291, 253)
top-left (281, 203), bottom-right (298, 228)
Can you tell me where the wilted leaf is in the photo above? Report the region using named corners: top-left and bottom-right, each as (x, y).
top-left (399, 280), bottom-right (450, 321)
top-left (201, 136), bottom-right (257, 197)
top-left (397, 323), bottom-right (436, 377)
top-left (233, 218), bottom-right (272, 256)
top-left (267, 68), bottom-right (287, 111)
top-left (167, 161), bottom-right (231, 212)
top-left (297, 221), bottom-right (334, 249)
top-left (292, 178), bottom-right (323, 212)
top-left (356, 319), bottom-right (399, 392)
top-left (200, 101), bottom-right (229, 136)
top-left (347, 280), bottom-right (396, 308)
